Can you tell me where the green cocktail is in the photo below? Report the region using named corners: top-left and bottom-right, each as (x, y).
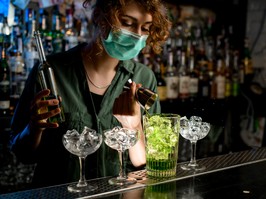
top-left (143, 114), bottom-right (180, 178)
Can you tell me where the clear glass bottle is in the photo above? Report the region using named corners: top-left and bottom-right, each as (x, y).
top-left (34, 31), bottom-right (65, 123)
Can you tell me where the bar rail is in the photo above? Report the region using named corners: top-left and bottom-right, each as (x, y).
top-left (1, 147), bottom-right (266, 199)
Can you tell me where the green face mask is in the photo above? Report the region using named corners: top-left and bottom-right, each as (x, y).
top-left (102, 28), bottom-right (148, 60)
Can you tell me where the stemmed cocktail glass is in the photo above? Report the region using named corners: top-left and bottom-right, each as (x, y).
top-left (62, 126), bottom-right (102, 192)
top-left (180, 116), bottom-right (210, 171)
top-left (104, 126), bottom-right (139, 185)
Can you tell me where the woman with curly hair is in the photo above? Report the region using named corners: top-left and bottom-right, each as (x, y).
top-left (9, 0), bottom-right (171, 188)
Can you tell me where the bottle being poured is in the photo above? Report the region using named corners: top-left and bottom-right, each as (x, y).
top-left (34, 30), bottom-right (65, 123)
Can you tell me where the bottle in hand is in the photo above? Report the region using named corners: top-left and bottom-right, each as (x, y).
top-left (34, 30), bottom-right (65, 123)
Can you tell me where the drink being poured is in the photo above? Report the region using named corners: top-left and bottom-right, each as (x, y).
top-left (124, 79), bottom-right (158, 111)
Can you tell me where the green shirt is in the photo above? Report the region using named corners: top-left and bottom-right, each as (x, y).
top-left (10, 43), bottom-right (161, 188)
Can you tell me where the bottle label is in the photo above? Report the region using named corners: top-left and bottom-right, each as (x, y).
top-left (0, 80), bottom-right (10, 93)
top-left (179, 76), bottom-right (190, 98)
top-left (225, 81), bottom-right (231, 97)
top-left (0, 100), bottom-right (10, 109)
top-left (244, 58), bottom-right (253, 75)
top-left (216, 75), bottom-right (225, 99)
top-left (157, 86), bottom-right (167, 101)
top-left (202, 86), bottom-right (209, 97)
top-left (189, 78), bottom-right (199, 94)
top-left (165, 77), bottom-right (179, 99)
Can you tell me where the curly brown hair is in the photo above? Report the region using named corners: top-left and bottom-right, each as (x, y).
top-left (83, 0), bottom-right (171, 54)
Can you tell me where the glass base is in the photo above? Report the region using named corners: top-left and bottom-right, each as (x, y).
top-left (108, 176), bottom-right (137, 186)
top-left (67, 183), bottom-right (98, 193)
top-left (180, 163), bottom-right (206, 171)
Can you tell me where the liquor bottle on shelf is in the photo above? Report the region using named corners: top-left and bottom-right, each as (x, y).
top-left (63, 8), bottom-right (78, 51)
top-left (209, 66), bottom-right (217, 100)
top-left (2, 16), bottom-right (11, 49)
top-left (164, 50), bottom-right (178, 101)
top-left (153, 56), bottom-right (167, 102)
top-left (0, 46), bottom-right (11, 116)
top-left (224, 48), bottom-right (232, 98)
top-left (78, 18), bottom-right (90, 44)
top-left (23, 9), bottom-right (39, 77)
top-left (0, 14), bottom-right (5, 48)
top-left (188, 50), bottom-right (199, 100)
top-left (52, 9), bottom-right (64, 53)
top-left (39, 9), bottom-right (53, 55)
top-left (215, 59), bottom-right (226, 99)
top-left (34, 31), bottom-right (65, 123)
top-left (9, 49), bottom-right (25, 114)
top-left (178, 51), bottom-right (190, 101)
top-left (242, 37), bottom-right (253, 83)
top-left (231, 51), bottom-right (240, 97)
top-left (198, 67), bottom-right (210, 99)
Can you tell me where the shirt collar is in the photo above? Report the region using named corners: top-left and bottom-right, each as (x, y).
top-left (119, 60), bottom-right (135, 74)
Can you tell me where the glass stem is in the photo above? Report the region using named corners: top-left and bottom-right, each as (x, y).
top-left (77, 157), bottom-right (87, 187)
top-left (118, 151), bottom-right (126, 180)
top-left (189, 141), bottom-right (198, 167)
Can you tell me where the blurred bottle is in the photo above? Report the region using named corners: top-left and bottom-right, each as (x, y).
top-left (23, 9), bottom-right (39, 77)
top-left (242, 37), bottom-right (253, 83)
top-left (224, 48), bottom-right (232, 98)
top-left (9, 50), bottom-right (25, 114)
top-left (178, 51), bottom-right (190, 101)
top-left (215, 59), bottom-right (226, 99)
top-left (0, 14), bottom-right (4, 47)
top-left (0, 46), bottom-right (11, 116)
top-left (39, 9), bottom-right (53, 55)
top-left (34, 31), bottom-right (65, 123)
top-left (154, 56), bottom-right (167, 102)
top-left (231, 51), bottom-right (240, 97)
top-left (198, 68), bottom-right (210, 99)
top-left (164, 50), bottom-right (178, 101)
top-left (63, 8), bottom-right (78, 51)
top-left (52, 8), bottom-right (64, 53)
top-left (2, 16), bottom-right (11, 49)
top-left (188, 50), bottom-right (199, 100)
top-left (78, 18), bottom-right (89, 44)
top-left (8, 10), bottom-right (26, 114)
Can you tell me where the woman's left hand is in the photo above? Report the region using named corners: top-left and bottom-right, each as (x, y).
top-left (113, 81), bottom-right (142, 130)
top-left (113, 81), bottom-right (146, 167)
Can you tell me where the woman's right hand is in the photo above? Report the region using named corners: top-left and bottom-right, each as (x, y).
top-left (29, 89), bottom-right (61, 131)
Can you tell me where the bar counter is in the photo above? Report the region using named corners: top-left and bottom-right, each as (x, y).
top-left (1, 147), bottom-right (266, 199)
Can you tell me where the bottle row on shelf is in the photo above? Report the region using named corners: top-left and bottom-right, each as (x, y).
top-left (146, 39), bottom-right (253, 103)
top-left (0, 4), bottom-right (92, 116)
top-left (137, 19), bottom-right (253, 102)
top-left (0, 3), bottom-right (254, 116)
